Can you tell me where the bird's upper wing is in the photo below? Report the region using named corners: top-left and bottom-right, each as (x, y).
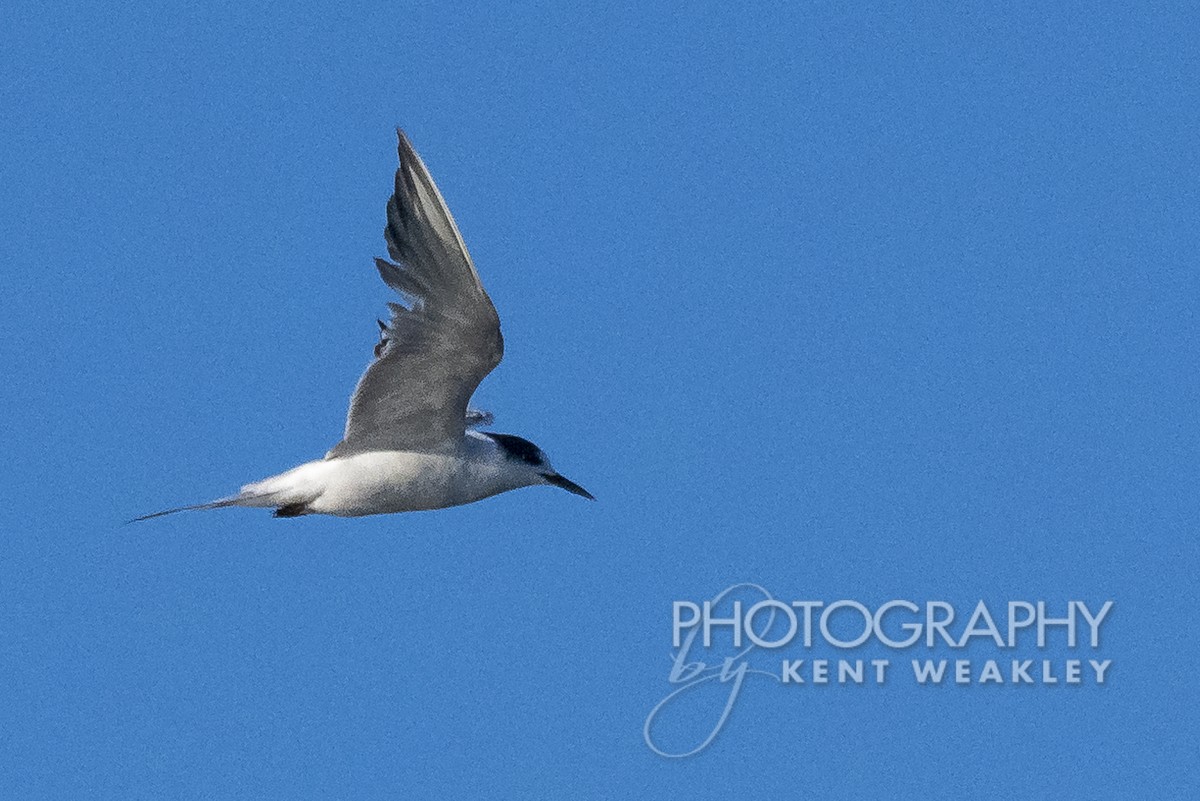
top-left (326, 130), bottom-right (503, 458)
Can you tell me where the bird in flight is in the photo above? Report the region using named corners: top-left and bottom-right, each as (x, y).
top-left (135, 130), bottom-right (592, 521)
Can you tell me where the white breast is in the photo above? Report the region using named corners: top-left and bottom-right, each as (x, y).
top-left (304, 448), bottom-right (518, 516)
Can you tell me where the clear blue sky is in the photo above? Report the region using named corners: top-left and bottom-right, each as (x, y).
top-left (3, 1), bottom-right (1198, 798)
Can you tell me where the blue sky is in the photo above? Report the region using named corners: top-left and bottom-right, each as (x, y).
top-left (3, 1), bottom-right (1198, 798)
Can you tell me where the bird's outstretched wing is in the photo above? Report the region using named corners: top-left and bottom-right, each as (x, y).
top-left (327, 130), bottom-right (503, 458)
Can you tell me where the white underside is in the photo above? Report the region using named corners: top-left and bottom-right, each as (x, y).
top-left (234, 441), bottom-right (532, 517)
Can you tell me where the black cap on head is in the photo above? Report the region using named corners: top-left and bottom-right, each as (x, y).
top-left (484, 432), bottom-right (546, 466)
top-left (483, 432), bottom-right (594, 500)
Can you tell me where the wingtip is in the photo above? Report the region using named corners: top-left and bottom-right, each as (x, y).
top-left (395, 127), bottom-right (414, 154)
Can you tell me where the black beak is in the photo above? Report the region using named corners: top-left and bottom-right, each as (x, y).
top-left (541, 472), bottom-right (595, 500)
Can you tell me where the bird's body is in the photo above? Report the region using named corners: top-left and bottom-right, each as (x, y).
top-left (135, 130), bottom-right (591, 522)
top-left (229, 433), bottom-right (540, 518)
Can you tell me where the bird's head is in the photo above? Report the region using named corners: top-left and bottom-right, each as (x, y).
top-left (484, 432), bottom-right (594, 500)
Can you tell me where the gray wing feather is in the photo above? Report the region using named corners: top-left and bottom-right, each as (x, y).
top-left (465, 408), bottom-right (494, 427)
top-left (327, 130), bottom-right (503, 458)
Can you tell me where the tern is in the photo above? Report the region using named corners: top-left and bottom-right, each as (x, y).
top-left (135, 130), bottom-right (593, 521)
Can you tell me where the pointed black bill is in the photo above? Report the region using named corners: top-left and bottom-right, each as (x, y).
top-left (541, 472), bottom-right (595, 500)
